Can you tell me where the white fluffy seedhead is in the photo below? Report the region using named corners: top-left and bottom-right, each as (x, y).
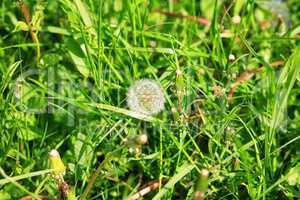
top-left (127, 79), bottom-right (165, 115)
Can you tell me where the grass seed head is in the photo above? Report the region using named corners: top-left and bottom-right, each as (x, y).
top-left (127, 79), bottom-right (165, 115)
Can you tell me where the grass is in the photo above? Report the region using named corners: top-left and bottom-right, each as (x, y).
top-left (1, 0), bottom-right (300, 199)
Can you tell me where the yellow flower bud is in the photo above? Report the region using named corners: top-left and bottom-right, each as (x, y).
top-left (49, 149), bottom-right (66, 177)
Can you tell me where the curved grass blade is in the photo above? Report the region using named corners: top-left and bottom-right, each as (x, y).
top-left (152, 162), bottom-right (194, 200)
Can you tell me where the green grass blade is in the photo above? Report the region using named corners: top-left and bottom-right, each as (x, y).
top-left (152, 163), bottom-right (194, 200)
top-left (264, 46), bottom-right (300, 197)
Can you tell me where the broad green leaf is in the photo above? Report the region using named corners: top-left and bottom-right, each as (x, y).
top-left (65, 37), bottom-right (90, 77)
top-left (269, 46), bottom-right (300, 140)
top-left (17, 128), bottom-right (40, 141)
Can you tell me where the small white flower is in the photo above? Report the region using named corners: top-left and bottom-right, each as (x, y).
top-left (149, 41), bottom-right (157, 47)
top-left (201, 169), bottom-right (209, 177)
top-left (167, 49), bottom-right (174, 54)
top-left (49, 149), bottom-right (60, 157)
top-left (228, 54), bottom-right (235, 61)
top-left (137, 134), bottom-right (148, 145)
top-left (127, 79), bottom-right (165, 115)
top-left (176, 69), bottom-right (183, 77)
top-left (232, 15), bottom-right (241, 24)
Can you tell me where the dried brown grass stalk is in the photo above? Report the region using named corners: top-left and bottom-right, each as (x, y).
top-left (17, 0), bottom-right (40, 60)
top-left (128, 179), bottom-right (167, 200)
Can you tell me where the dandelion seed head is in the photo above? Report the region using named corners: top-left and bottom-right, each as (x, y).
top-left (127, 79), bottom-right (165, 115)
